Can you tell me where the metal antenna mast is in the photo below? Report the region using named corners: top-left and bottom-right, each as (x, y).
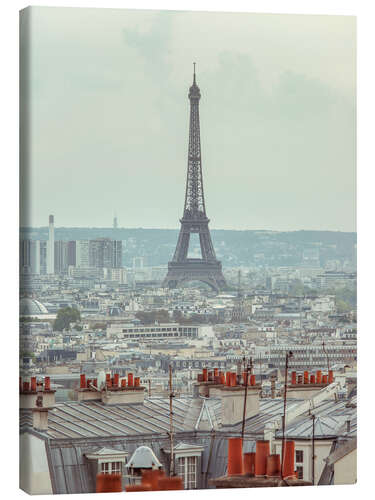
top-left (169, 365), bottom-right (175, 476)
top-left (322, 341), bottom-right (330, 371)
top-left (241, 361), bottom-right (250, 439)
top-left (281, 351), bottom-right (293, 479)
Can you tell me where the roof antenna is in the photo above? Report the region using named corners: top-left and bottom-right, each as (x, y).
top-left (193, 62), bottom-right (196, 83)
top-left (168, 364), bottom-right (175, 476)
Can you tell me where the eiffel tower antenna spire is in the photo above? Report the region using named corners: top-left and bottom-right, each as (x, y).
top-left (163, 67), bottom-right (227, 292)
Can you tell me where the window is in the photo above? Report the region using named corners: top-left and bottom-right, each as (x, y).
top-left (296, 466), bottom-right (303, 479)
top-left (100, 462), bottom-right (122, 475)
top-left (177, 456), bottom-right (197, 489)
top-left (296, 450), bottom-right (304, 463)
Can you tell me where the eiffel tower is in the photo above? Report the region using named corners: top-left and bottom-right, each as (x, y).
top-left (163, 65), bottom-right (227, 292)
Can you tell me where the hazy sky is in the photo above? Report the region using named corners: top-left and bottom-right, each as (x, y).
top-left (21, 7), bottom-right (356, 231)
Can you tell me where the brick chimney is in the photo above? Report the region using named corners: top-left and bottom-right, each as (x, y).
top-left (101, 373), bottom-right (145, 405)
top-left (20, 376), bottom-right (56, 409)
top-left (32, 394), bottom-right (49, 431)
top-left (287, 370), bottom-right (335, 400)
top-left (220, 372), bottom-right (260, 426)
top-left (76, 372), bottom-right (146, 405)
top-left (76, 374), bottom-right (102, 402)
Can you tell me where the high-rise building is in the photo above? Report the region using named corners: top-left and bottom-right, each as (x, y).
top-left (113, 240), bottom-right (122, 268)
top-left (47, 214), bottom-right (55, 274)
top-left (19, 240), bottom-right (40, 274)
top-left (39, 241), bottom-right (47, 275)
top-left (89, 238), bottom-right (122, 269)
top-left (54, 241), bottom-right (69, 275)
top-left (67, 241), bottom-right (76, 267)
top-left (76, 240), bottom-right (90, 268)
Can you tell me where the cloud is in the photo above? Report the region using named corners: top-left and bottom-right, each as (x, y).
top-left (21, 7), bottom-right (356, 231)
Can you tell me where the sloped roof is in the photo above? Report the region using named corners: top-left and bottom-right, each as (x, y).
top-left (326, 437), bottom-right (357, 465)
top-left (85, 447), bottom-right (127, 457)
top-left (276, 415), bottom-right (349, 439)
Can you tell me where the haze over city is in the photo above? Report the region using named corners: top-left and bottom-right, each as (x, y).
top-left (20, 8), bottom-right (356, 232)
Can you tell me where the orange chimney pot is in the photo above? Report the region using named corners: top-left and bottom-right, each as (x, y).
top-left (282, 440), bottom-right (295, 479)
top-left (255, 440), bottom-right (270, 476)
top-left (243, 452), bottom-right (256, 476)
top-left (228, 438), bottom-right (244, 476)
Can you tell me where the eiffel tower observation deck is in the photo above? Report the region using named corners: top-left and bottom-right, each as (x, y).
top-left (163, 64), bottom-right (227, 292)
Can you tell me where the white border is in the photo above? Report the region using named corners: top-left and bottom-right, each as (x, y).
top-left (1, 1), bottom-right (373, 499)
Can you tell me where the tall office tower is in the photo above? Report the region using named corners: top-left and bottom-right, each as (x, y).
top-left (47, 214), bottom-right (55, 274)
top-left (39, 241), bottom-right (47, 275)
top-left (20, 240), bottom-right (41, 275)
top-left (67, 241), bottom-right (76, 267)
top-left (163, 66), bottom-right (226, 292)
top-left (76, 240), bottom-right (90, 268)
top-left (19, 240), bottom-right (30, 273)
top-left (113, 215), bottom-right (118, 229)
top-left (30, 240), bottom-right (40, 274)
top-left (89, 238), bottom-right (122, 268)
top-left (113, 240), bottom-right (122, 268)
top-left (54, 241), bottom-right (69, 275)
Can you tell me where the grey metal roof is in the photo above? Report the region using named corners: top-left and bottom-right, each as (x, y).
top-left (21, 397), bottom-right (197, 439)
top-left (20, 394), bottom-right (357, 494)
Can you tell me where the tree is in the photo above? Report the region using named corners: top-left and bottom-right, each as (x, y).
top-left (53, 307), bottom-right (81, 332)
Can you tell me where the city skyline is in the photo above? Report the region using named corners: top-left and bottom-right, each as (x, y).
top-left (20, 7), bottom-right (356, 232)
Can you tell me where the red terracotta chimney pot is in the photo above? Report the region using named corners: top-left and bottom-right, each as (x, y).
top-left (44, 377), bottom-right (50, 391)
top-left (228, 438), bottom-right (244, 476)
top-left (255, 440), bottom-right (270, 476)
top-left (243, 452), bottom-right (256, 476)
top-left (282, 440), bottom-right (295, 479)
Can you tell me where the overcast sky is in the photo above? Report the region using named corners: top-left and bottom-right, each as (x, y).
top-left (20, 7), bottom-right (356, 231)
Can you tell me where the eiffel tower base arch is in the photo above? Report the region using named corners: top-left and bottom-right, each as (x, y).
top-left (162, 260), bottom-right (226, 293)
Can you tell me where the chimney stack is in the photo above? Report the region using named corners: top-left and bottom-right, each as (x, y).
top-left (221, 376), bottom-right (260, 426)
top-left (32, 394), bottom-right (49, 431)
top-left (20, 376), bottom-right (56, 409)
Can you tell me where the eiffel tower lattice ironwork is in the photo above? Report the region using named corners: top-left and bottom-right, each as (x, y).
top-left (163, 65), bottom-right (227, 292)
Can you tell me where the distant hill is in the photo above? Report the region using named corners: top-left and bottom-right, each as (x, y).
top-left (20, 227), bottom-right (356, 268)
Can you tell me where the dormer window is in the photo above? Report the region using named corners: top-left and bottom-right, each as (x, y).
top-left (85, 448), bottom-right (128, 478)
top-left (100, 461), bottom-right (122, 475)
top-left (163, 442), bottom-right (204, 490)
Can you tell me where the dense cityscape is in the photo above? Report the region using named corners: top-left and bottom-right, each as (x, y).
top-left (19, 213), bottom-right (357, 494)
top-left (19, 17), bottom-right (356, 494)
